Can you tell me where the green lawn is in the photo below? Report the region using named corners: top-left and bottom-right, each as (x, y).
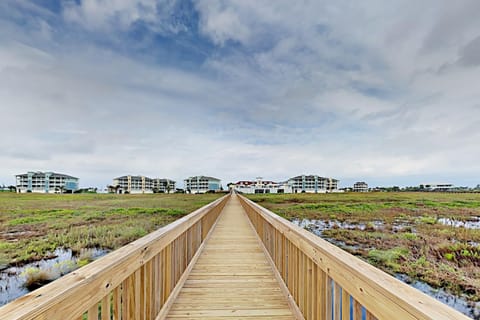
top-left (246, 192), bottom-right (480, 301)
top-left (0, 193), bottom-right (223, 267)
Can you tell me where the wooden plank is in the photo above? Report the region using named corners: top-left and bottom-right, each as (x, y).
top-left (113, 285), bottom-right (121, 320)
top-left (334, 282), bottom-right (341, 320)
top-left (128, 274), bottom-right (136, 320)
top-left (137, 266), bottom-right (143, 320)
top-left (165, 244), bottom-right (172, 298)
top-left (160, 250), bottom-right (166, 305)
top-left (122, 279), bottom-right (128, 320)
top-left (299, 252), bottom-right (305, 314)
top-left (145, 260), bottom-right (152, 320)
top-left (101, 294), bottom-right (110, 320)
top-left (87, 304), bottom-right (97, 320)
top-left (165, 194), bottom-right (297, 319)
top-left (366, 309), bottom-right (376, 320)
top-left (307, 258), bottom-right (313, 320)
top-left (293, 245), bottom-right (298, 302)
top-left (354, 299), bottom-right (362, 320)
top-left (155, 201), bottom-right (223, 320)
top-left (319, 268), bottom-right (326, 319)
top-left (326, 276), bottom-right (333, 320)
top-left (246, 202), bottom-right (304, 320)
top-left (313, 261), bottom-right (319, 319)
top-left (342, 288), bottom-right (350, 320)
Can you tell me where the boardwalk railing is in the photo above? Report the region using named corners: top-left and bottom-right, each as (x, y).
top-left (0, 194), bottom-right (229, 320)
top-left (238, 194), bottom-right (470, 320)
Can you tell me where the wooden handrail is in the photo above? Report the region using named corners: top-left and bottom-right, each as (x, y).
top-left (238, 194), bottom-right (470, 320)
top-left (0, 194), bottom-right (230, 320)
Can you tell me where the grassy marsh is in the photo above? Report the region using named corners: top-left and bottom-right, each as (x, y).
top-left (246, 192), bottom-right (480, 301)
top-left (0, 193), bottom-right (222, 268)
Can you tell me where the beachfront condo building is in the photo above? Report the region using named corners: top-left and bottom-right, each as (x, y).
top-left (112, 175), bottom-right (175, 194)
top-left (113, 175), bottom-right (153, 194)
top-left (184, 176), bottom-right (221, 194)
top-left (15, 171), bottom-right (79, 193)
top-left (288, 175), bottom-right (339, 193)
top-left (353, 181), bottom-right (369, 192)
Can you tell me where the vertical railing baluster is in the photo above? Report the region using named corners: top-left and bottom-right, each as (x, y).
top-left (341, 288), bottom-right (350, 320)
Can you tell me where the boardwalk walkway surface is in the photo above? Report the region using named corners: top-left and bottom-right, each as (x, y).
top-left (166, 195), bottom-right (296, 319)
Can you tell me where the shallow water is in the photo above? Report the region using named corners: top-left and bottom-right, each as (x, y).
top-left (438, 216), bottom-right (480, 229)
top-left (0, 247), bottom-right (108, 306)
top-left (396, 274), bottom-right (480, 319)
top-left (292, 218), bottom-right (384, 235)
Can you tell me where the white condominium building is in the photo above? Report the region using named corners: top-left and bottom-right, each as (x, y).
top-left (288, 175), bottom-right (339, 193)
top-left (353, 182), bottom-right (369, 192)
top-left (16, 171), bottom-right (79, 193)
top-left (184, 176), bottom-right (221, 194)
top-left (111, 176), bottom-right (176, 194)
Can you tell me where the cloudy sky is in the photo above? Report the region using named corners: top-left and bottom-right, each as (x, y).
top-left (1, 0), bottom-right (480, 189)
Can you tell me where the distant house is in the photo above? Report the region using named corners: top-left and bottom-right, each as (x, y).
top-left (184, 176), bottom-right (221, 194)
top-left (420, 183), bottom-right (454, 192)
top-left (16, 171), bottom-right (79, 193)
top-left (233, 177), bottom-right (292, 194)
top-left (287, 175), bottom-right (339, 193)
top-left (353, 182), bottom-right (369, 192)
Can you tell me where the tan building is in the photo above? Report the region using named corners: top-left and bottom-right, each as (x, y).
top-left (113, 175), bottom-right (152, 194)
top-left (288, 175), bottom-right (339, 193)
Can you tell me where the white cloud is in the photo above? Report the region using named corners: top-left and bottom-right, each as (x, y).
top-left (195, 2), bottom-right (250, 46)
top-left (63, 0), bottom-right (155, 30)
top-left (63, 0), bottom-right (188, 34)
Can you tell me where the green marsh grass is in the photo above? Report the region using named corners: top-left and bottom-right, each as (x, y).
top-left (0, 193), bottom-right (222, 266)
top-left (246, 192), bottom-right (480, 301)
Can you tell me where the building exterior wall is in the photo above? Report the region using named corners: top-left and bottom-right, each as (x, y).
top-left (184, 176), bottom-right (221, 194)
top-left (326, 178), bottom-right (339, 191)
top-left (16, 172), bottom-right (79, 193)
top-left (152, 179), bottom-right (176, 193)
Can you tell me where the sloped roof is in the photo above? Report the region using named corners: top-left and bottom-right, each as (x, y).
top-left (16, 172), bottom-right (78, 180)
top-left (185, 176), bottom-right (221, 182)
top-left (289, 175), bottom-right (338, 181)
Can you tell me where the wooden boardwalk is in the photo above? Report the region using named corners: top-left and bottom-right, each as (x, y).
top-left (166, 195), bottom-right (296, 319)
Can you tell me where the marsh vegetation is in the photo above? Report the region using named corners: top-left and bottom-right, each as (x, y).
top-left (247, 192), bottom-right (480, 317)
top-left (0, 193), bottom-right (222, 305)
